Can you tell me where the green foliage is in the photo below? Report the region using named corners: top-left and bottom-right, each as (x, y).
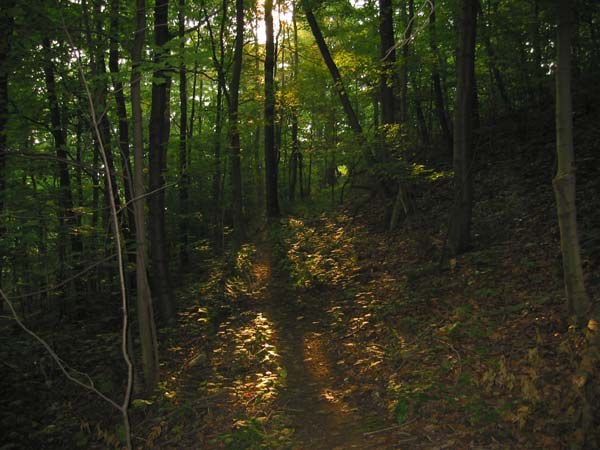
top-left (220, 418), bottom-right (265, 450)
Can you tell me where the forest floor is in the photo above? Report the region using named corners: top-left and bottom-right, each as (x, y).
top-left (129, 114), bottom-right (599, 449)
top-left (133, 176), bottom-right (598, 449)
top-left (1, 114), bottom-right (599, 449)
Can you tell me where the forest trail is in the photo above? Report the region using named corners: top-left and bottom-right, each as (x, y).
top-left (248, 234), bottom-right (389, 449)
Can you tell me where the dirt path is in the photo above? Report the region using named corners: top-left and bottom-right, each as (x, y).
top-left (250, 239), bottom-right (390, 449)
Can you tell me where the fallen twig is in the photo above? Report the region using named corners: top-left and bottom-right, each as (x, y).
top-left (363, 416), bottom-right (419, 437)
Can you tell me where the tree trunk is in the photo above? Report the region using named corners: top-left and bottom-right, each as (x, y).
top-left (131, 0), bottom-right (159, 389)
top-left (178, 0), bottom-right (190, 265)
top-left (477, 0), bottom-right (510, 111)
top-left (0, 2), bottom-right (13, 305)
top-left (400, 0), bottom-right (414, 125)
top-left (202, 0), bottom-right (228, 249)
top-left (389, 0), bottom-right (415, 231)
top-left (289, 10), bottom-right (300, 202)
top-left (42, 38), bottom-right (82, 280)
top-left (303, 2), bottom-right (362, 135)
top-left (229, 0), bottom-right (245, 242)
top-left (108, 0), bottom-right (136, 291)
top-left (88, 0), bottom-right (122, 228)
top-left (554, 0), bottom-right (590, 323)
top-left (212, 83), bottom-right (224, 252)
top-left (429, 0), bottom-right (453, 157)
top-left (379, 0), bottom-right (397, 126)
top-left (264, 0), bottom-right (280, 217)
top-left (149, 0), bottom-right (175, 323)
top-left (447, 0), bottom-right (477, 256)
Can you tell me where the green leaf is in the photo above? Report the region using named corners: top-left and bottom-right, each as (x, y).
top-left (131, 398), bottom-right (154, 409)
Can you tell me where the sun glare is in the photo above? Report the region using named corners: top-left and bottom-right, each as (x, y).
top-left (256, 0), bottom-right (294, 44)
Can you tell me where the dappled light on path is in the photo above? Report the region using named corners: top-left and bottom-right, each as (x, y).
top-left (249, 227), bottom-right (391, 449)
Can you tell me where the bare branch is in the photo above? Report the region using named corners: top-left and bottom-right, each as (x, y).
top-left (0, 287), bottom-right (123, 411)
top-left (383, 0), bottom-right (434, 61)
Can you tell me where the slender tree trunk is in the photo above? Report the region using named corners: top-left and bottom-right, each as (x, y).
top-left (109, 0), bottom-right (136, 291)
top-left (400, 0), bottom-right (414, 125)
top-left (149, 0), bottom-right (175, 323)
top-left (415, 99), bottom-right (430, 146)
top-left (0, 2), bottom-right (13, 305)
top-left (252, 15), bottom-right (264, 212)
top-left (229, 0), bottom-right (245, 242)
top-left (178, 0), bottom-right (190, 265)
top-left (42, 38), bottom-right (82, 279)
top-left (477, 1), bottom-right (510, 111)
top-left (289, 10), bottom-right (300, 202)
top-left (430, 0), bottom-right (453, 156)
top-left (88, 0), bottom-right (122, 225)
top-left (389, 0), bottom-right (415, 231)
top-left (212, 84), bottom-right (224, 253)
top-left (379, 0), bottom-right (397, 127)
top-left (447, 0), bottom-right (477, 256)
top-left (303, 2), bottom-right (362, 135)
top-left (75, 114), bottom-right (84, 215)
top-left (202, 0), bottom-right (228, 249)
top-left (264, 0), bottom-right (280, 217)
top-left (131, 0), bottom-right (159, 389)
top-left (532, 0), bottom-right (545, 107)
top-left (554, 0), bottom-right (590, 323)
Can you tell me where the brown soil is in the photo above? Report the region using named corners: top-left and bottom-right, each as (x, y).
top-left (250, 237), bottom-right (392, 449)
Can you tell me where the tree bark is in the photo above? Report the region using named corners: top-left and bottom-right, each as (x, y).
top-left (108, 0), bottom-right (136, 293)
top-left (554, 0), bottom-right (590, 323)
top-left (178, 0), bottom-right (189, 265)
top-left (289, 9), bottom-right (300, 201)
top-left (149, 0), bottom-right (175, 323)
top-left (429, 0), bottom-right (453, 156)
top-left (379, 0), bottom-right (397, 126)
top-left (302, 1), bottom-right (362, 135)
top-left (42, 38), bottom-right (82, 277)
top-left (131, 0), bottom-right (159, 389)
top-left (87, 0), bottom-right (122, 227)
top-left (202, 0), bottom-right (228, 250)
top-left (0, 1), bottom-right (14, 304)
top-left (447, 0), bottom-right (477, 256)
top-left (400, 0), bottom-right (414, 125)
top-left (212, 83), bottom-right (224, 252)
top-left (264, 0), bottom-right (280, 217)
top-left (229, 0), bottom-right (245, 242)
top-left (477, 0), bottom-right (510, 111)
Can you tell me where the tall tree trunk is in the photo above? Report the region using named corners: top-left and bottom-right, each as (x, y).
top-left (289, 11), bottom-right (300, 202)
top-left (178, 0), bottom-right (190, 265)
top-left (447, 0), bottom-right (477, 256)
top-left (131, 0), bottom-right (159, 389)
top-left (554, 0), bottom-right (590, 323)
top-left (302, 2), bottom-right (362, 135)
top-left (0, 2), bottom-right (13, 305)
top-left (379, 0), bottom-right (397, 127)
top-left (229, 0), bottom-right (245, 242)
top-left (42, 38), bottom-right (82, 281)
top-left (264, 0), bottom-right (280, 217)
top-left (88, 0), bottom-right (122, 226)
top-left (202, 0), bottom-right (228, 250)
top-left (477, 0), bottom-right (510, 111)
top-left (389, 0), bottom-right (415, 231)
top-left (400, 0), bottom-right (414, 125)
top-left (109, 0), bottom-right (136, 288)
top-left (415, 99), bottom-right (430, 146)
top-left (429, 0), bottom-right (453, 156)
top-left (212, 83), bottom-right (224, 253)
top-left (532, 0), bottom-right (545, 107)
top-left (149, 0), bottom-right (175, 323)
